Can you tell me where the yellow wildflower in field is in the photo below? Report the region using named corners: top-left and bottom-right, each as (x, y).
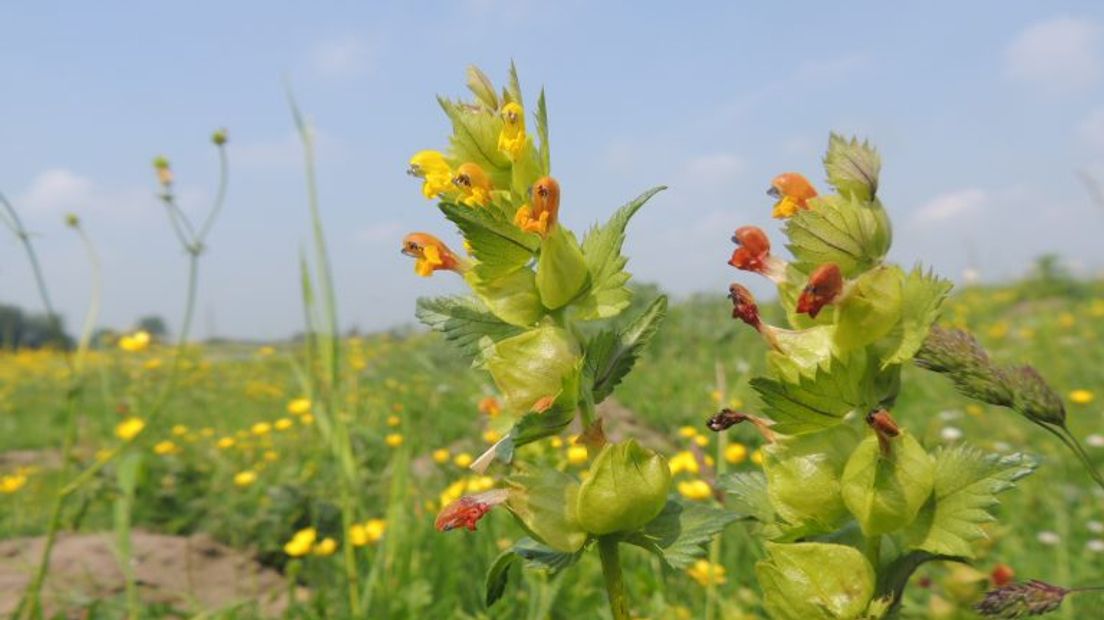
top-left (349, 524), bottom-right (369, 547)
top-left (483, 429), bottom-right (502, 444)
top-left (686, 559), bottom-right (727, 587)
top-left (440, 479), bottom-right (467, 508)
top-left (678, 426), bottom-right (698, 439)
top-left (986, 322), bottom-right (1009, 340)
top-left (668, 451), bottom-right (699, 475)
top-left (216, 436), bottom-right (235, 450)
top-left (143, 358), bottom-right (163, 370)
top-left (272, 418), bottom-right (292, 431)
top-left (257, 345), bottom-right (276, 356)
top-left (1058, 312), bottom-right (1076, 328)
top-left (725, 443), bottom-right (748, 464)
top-left (115, 417), bottom-right (145, 441)
top-left (386, 415), bottom-right (401, 427)
top-left (751, 449), bottom-right (764, 466)
top-left (0, 473), bottom-right (27, 494)
top-left (728, 397), bottom-right (744, 409)
top-left (251, 422), bottom-right (272, 436)
top-left (710, 389), bottom-right (722, 404)
top-left (566, 445), bottom-right (588, 465)
top-left (549, 436), bottom-right (564, 449)
top-left (171, 424), bottom-right (188, 436)
top-left (433, 449), bottom-right (451, 464)
top-left (287, 398), bottom-right (311, 415)
top-left (153, 440), bottom-right (179, 456)
top-left (234, 470), bottom-right (258, 487)
top-left (300, 414), bottom-right (315, 426)
top-left (408, 150), bottom-right (454, 199)
top-left (678, 479), bottom-right (713, 501)
top-left (965, 404), bottom-right (984, 417)
top-left (497, 102), bottom-right (527, 160)
top-left (363, 519), bottom-right (386, 544)
top-left (118, 330), bottom-right (151, 352)
top-left (283, 527), bottom-right (317, 557)
top-left (263, 450), bottom-right (278, 462)
top-left (1070, 389), bottom-right (1096, 405)
top-left (453, 452), bottom-right (473, 468)
top-left (1091, 299), bottom-right (1104, 317)
top-left (385, 433), bottom-right (404, 448)
top-left (313, 537), bottom-right (337, 556)
top-left (693, 434), bottom-right (709, 448)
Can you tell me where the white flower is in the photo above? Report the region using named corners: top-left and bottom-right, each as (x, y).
top-left (938, 409), bottom-right (962, 421)
top-left (1037, 531), bottom-right (1061, 546)
top-left (1087, 539), bottom-right (1104, 553)
top-left (1086, 434), bottom-right (1104, 448)
top-left (1089, 520), bottom-right (1104, 534)
top-left (940, 426), bottom-right (964, 442)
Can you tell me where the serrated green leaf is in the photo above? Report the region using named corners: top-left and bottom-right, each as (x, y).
top-left (752, 350), bottom-right (872, 435)
top-left (466, 65), bottom-right (499, 111)
top-left (439, 201), bottom-right (538, 280)
top-left (824, 133), bottom-right (881, 201)
top-left (834, 265), bottom-right (904, 352)
top-left (437, 96), bottom-right (512, 189)
top-left (415, 296), bottom-right (523, 361)
top-left (575, 186), bottom-right (666, 320)
top-left (464, 268), bottom-right (544, 328)
top-left (768, 325), bottom-right (839, 382)
top-left (756, 541), bottom-right (876, 620)
top-left (583, 295), bottom-right (667, 404)
top-left (623, 499), bottom-right (740, 569)
top-left (484, 549), bottom-right (517, 607)
top-left (513, 537), bottom-right (582, 573)
top-left (841, 431), bottom-right (934, 536)
top-left (506, 467), bottom-right (587, 553)
top-left (717, 471), bottom-right (774, 524)
top-left (784, 193), bottom-right (889, 277)
top-left (878, 266), bottom-right (953, 367)
top-left (505, 60), bottom-right (523, 107)
top-left (904, 445), bottom-right (1036, 558)
top-left (536, 89), bottom-right (550, 175)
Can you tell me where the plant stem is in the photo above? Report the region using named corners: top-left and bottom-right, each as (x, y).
top-left (598, 537), bottom-right (630, 620)
top-left (706, 359), bottom-right (727, 620)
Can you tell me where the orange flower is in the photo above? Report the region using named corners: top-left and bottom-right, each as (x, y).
top-left (514, 177), bottom-right (560, 237)
top-left (795, 263), bottom-right (843, 318)
top-left (477, 396), bottom-right (502, 418)
top-left (768, 172), bottom-right (817, 218)
top-left (401, 233), bottom-right (466, 277)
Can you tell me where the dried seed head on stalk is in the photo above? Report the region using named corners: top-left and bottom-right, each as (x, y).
top-left (975, 579), bottom-right (1069, 618)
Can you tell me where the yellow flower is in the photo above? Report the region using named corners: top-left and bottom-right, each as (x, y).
top-left (287, 398), bottom-right (311, 415)
top-left (257, 345), bottom-right (276, 356)
top-left (965, 404), bottom-right (984, 417)
top-left (440, 478), bottom-right (468, 508)
top-left (1070, 389), bottom-right (1095, 405)
top-left (452, 162), bottom-right (493, 207)
top-left (693, 434), bottom-right (710, 448)
top-left (284, 527), bottom-right (317, 557)
top-left (433, 448), bottom-right (451, 464)
top-left (566, 445), bottom-right (588, 465)
top-left (363, 518), bottom-right (386, 544)
top-left (987, 322), bottom-right (1010, 340)
top-left (349, 524), bottom-right (369, 547)
top-left (313, 537), bottom-right (337, 556)
top-left (143, 358), bottom-right (162, 370)
top-left (386, 415), bottom-right (401, 427)
top-left (251, 422), bottom-right (272, 436)
top-left (171, 424), bottom-right (188, 436)
top-left (453, 452), bottom-right (473, 468)
top-left (217, 436), bottom-right (236, 450)
top-left (385, 433), bottom-right (404, 448)
top-left (153, 440), bottom-right (179, 456)
top-left (549, 436), bottom-right (564, 449)
top-left (0, 474), bottom-right (27, 494)
top-left (234, 470), bottom-right (258, 487)
top-left (497, 102), bottom-right (527, 160)
top-left (1091, 299), bottom-right (1104, 317)
top-left (115, 417), bottom-right (146, 441)
top-left (751, 449), bottom-right (764, 466)
top-left (467, 476), bottom-right (496, 493)
top-left (300, 413), bottom-right (315, 426)
top-left (709, 389), bottom-right (722, 404)
top-left (677, 426), bottom-right (698, 439)
top-left (513, 177), bottom-right (560, 237)
top-left (686, 559), bottom-right (727, 587)
top-left (668, 451), bottom-right (699, 475)
top-left (483, 429), bottom-right (503, 444)
top-left (768, 173), bottom-right (817, 219)
top-left (401, 233), bottom-right (465, 277)
top-left (408, 150), bottom-right (454, 199)
top-left (263, 450), bottom-right (278, 462)
top-left (95, 449), bottom-right (113, 462)
top-left (677, 479), bottom-right (713, 501)
top-left (1058, 312), bottom-right (1076, 328)
top-left (274, 418), bottom-right (294, 431)
top-left (118, 330), bottom-right (151, 352)
top-left (725, 443), bottom-right (748, 464)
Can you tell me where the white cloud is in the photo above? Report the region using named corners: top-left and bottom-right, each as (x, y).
top-left (1005, 16), bottom-right (1102, 93)
top-left (356, 221), bottom-right (401, 244)
top-left (1079, 107), bottom-right (1104, 149)
top-left (309, 35), bottom-right (373, 78)
top-left (912, 188), bottom-right (988, 225)
top-left (17, 168), bottom-right (150, 216)
top-left (678, 153), bottom-right (744, 188)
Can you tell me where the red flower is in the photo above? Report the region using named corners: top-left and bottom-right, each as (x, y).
top-left (435, 489), bottom-right (507, 532)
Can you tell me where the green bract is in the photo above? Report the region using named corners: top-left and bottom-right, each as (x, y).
top-left (756, 542), bottom-right (876, 620)
top-left (505, 467), bottom-right (586, 553)
top-left (576, 440), bottom-right (671, 535)
top-left (485, 326), bottom-right (579, 415)
top-left (841, 431), bottom-right (934, 536)
top-left (764, 424), bottom-right (858, 533)
top-left (536, 227), bottom-right (589, 310)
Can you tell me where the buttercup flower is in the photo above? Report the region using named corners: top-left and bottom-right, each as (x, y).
top-left (153, 440), bottom-right (179, 456)
top-left (115, 417), bottom-right (146, 441)
top-left (514, 176), bottom-right (560, 237)
top-left (284, 527), bottom-right (316, 557)
top-left (454, 452), bottom-right (473, 468)
top-left (287, 398), bottom-right (311, 415)
top-left (566, 445), bottom-right (588, 465)
top-left (0, 474), bottom-right (27, 494)
top-left (408, 150), bottom-right (454, 199)
top-left (363, 518), bottom-right (386, 543)
top-left (433, 448), bottom-right (450, 464)
top-left (677, 479), bottom-right (713, 501)
top-left (452, 162), bottom-right (493, 207)
top-left (234, 470), bottom-right (257, 487)
top-left (349, 524), bottom-right (369, 547)
top-left (385, 433), bottom-right (404, 448)
top-left (401, 233), bottom-right (466, 277)
top-left (118, 330), bottom-right (151, 352)
top-left (274, 418), bottom-right (293, 431)
top-left (313, 537), bottom-right (337, 556)
top-left (497, 102), bottom-right (527, 160)
top-left (768, 172), bottom-right (817, 218)
top-left (687, 559), bottom-right (727, 587)
top-left (1070, 389), bottom-right (1095, 405)
top-left (725, 443), bottom-right (748, 464)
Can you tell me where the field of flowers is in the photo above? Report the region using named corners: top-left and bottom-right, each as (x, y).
top-left (1, 278), bottom-right (1103, 618)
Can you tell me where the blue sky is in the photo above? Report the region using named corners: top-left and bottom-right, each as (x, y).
top-left (2, 2), bottom-right (1104, 339)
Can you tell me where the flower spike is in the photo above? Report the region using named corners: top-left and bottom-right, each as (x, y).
top-left (795, 263), bottom-right (844, 318)
top-left (768, 172), bottom-right (817, 219)
top-left (401, 233), bottom-right (467, 277)
top-left (435, 489), bottom-right (508, 532)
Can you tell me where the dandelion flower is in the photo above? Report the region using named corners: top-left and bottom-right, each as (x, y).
top-left (668, 451), bottom-right (699, 475)
top-left (115, 417), bottom-right (145, 441)
top-left (693, 435), bottom-right (709, 448)
top-left (300, 414), bottom-right (315, 426)
top-left (751, 449), bottom-right (764, 466)
top-left (284, 527), bottom-right (316, 557)
top-left (482, 429), bottom-right (502, 444)
top-left (349, 524), bottom-right (369, 547)
top-left (686, 559), bottom-right (727, 587)
top-left (677, 426), bottom-right (698, 439)
top-left (171, 424), bottom-right (188, 436)
top-left (118, 330), bottom-right (151, 352)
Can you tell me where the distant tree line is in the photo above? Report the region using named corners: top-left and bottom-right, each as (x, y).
top-left (0, 302), bottom-right (169, 351)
